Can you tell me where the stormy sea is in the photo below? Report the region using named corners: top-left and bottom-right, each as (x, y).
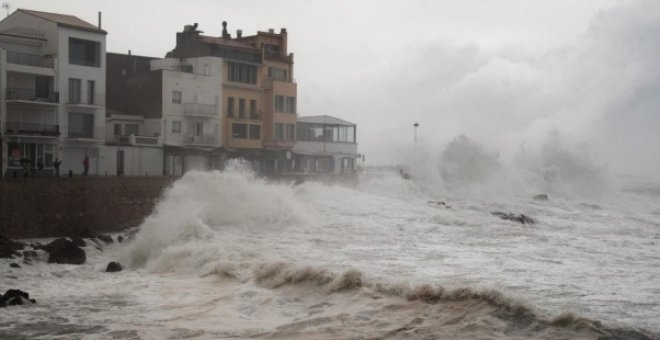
top-left (1, 161), bottom-right (659, 339)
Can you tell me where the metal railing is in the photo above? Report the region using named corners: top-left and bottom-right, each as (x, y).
top-left (6, 51), bottom-right (55, 68)
top-left (68, 126), bottom-right (104, 139)
top-left (113, 134), bottom-right (159, 146)
top-left (184, 134), bottom-right (218, 145)
top-left (6, 88), bottom-right (59, 103)
top-left (183, 103), bottom-right (217, 116)
top-left (4, 122), bottom-right (59, 136)
top-left (67, 92), bottom-right (105, 106)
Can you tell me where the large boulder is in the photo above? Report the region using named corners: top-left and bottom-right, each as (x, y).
top-left (105, 261), bottom-right (123, 272)
top-left (0, 235), bottom-right (25, 259)
top-left (43, 238), bottom-right (86, 265)
top-left (491, 211), bottom-right (535, 225)
top-left (0, 289), bottom-right (36, 307)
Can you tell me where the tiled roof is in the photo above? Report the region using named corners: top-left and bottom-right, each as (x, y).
top-left (18, 9), bottom-right (107, 34)
top-left (298, 115), bottom-right (356, 126)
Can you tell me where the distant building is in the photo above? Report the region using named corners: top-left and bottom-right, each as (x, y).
top-left (294, 115), bottom-right (359, 174)
top-left (0, 9), bottom-right (107, 176)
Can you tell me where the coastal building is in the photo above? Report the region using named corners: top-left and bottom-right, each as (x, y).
top-left (0, 9), bottom-right (107, 176)
top-left (294, 115), bottom-right (359, 174)
top-left (169, 22), bottom-right (297, 173)
top-left (106, 52), bottom-right (224, 175)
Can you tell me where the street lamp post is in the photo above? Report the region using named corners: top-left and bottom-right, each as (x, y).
top-left (413, 122), bottom-right (419, 176)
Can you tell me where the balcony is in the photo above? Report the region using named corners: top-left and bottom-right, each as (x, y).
top-left (4, 122), bottom-right (59, 137)
top-left (7, 51), bottom-right (55, 68)
top-left (112, 134), bottom-right (159, 146)
top-left (183, 103), bottom-right (218, 117)
top-left (67, 93), bottom-right (105, 107)
top-left (67, 126), bottom-right (104, 141)
top-left (267, 139), bottom-right (295, 148)
top-left (6, 88), bottom-right (59, 104)
top-left (184, 134), bottom-right (218, 146)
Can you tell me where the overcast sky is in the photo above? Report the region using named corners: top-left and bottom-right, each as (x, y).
top-left (13, 0), bottom-right (660, 177)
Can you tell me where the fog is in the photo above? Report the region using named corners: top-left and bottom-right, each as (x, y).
top-left (13, 0), bottom-right (659, 178)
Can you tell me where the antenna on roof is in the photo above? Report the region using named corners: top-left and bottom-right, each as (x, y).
top-left (1, 3), bottom-right (10, 18)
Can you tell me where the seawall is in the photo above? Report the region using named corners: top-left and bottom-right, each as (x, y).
top-left (0, 177), bottom-right (176, 239)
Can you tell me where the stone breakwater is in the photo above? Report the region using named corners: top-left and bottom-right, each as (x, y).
top-left (0, 177), bottom-right (175, 239)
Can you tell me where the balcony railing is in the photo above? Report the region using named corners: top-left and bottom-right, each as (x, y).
top-left (6, 88), bottom-right (59, 103)
top-left (112, 134), bottom-right (159, 146)
top-left (68, 126), bottom-right (104, 139)
top-left (185, 134), bottom-right (218, 145)
top-left (6, 51), bottom-right (55, 68)
top-left (183, 103), bottom-right (217, 116)
top-left (67, 93), bottom-right (105, 106)
top-left (4, 122), bottom-right (59, 136)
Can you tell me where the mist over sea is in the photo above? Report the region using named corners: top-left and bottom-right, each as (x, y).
top-left (1, 158), bottom-right (659, 339)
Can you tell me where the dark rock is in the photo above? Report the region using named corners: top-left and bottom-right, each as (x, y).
top-left (97, 234), bottom-right (114, 244)
top-left (44, 239), bottom-right (86, 265)
top-left (0, 289), bottom-right (36, 307)
top-left (10, 263), bottom-right (20, 268)
top-left (105, 261), bottom-right (123, 272)
top-left (533, 194), bottom-right (549, 201)
top-left (491, 211), bottom-right (535, 225)
top-left (70, 237), bottom-right (86, 248)
top-left (117, 235), bottom-right (124, 243)
top-left (0, 235), bottom-right (25, 259)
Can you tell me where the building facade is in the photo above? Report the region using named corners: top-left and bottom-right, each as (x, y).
top-left (294, 115), bottom-right (359, 174)
top-left (0, 9), bottom-right (106, 176)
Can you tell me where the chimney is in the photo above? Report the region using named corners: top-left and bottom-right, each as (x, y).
top-left (268, 28), bottom-right (274, 33)
top-left (222, 21), bottom-right (230, 39)
top-left (236, 29), bottom-right (242, 38)
top-left (280, 28), bottom-right (288, 56)
top-left (128, 49), bottom-right (131, 56)
top-left (98, 11), bottom-right (102, 29)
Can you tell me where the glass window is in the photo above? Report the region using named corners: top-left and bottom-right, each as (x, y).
top-left (274, 95), bottom-right (285, 112)
top-left (172, 120), bottom-right (181, 133)
top-left (347, 126), bottom-right (355, 143)
top-left (286, 124), bottom-right (295, 140)
top-left (286, 97), bottom-right (296, 114)
top-left (275, 123), bottom-right (284, 140)
top-left (249, 124), bottom-right (261, 140)
top-left (250, 100), bottom-right (257, 118)
top-left (68, 78), bottom-right (81, 104)
top-left (239, 98), bottom-right (245, 118)
top-left (227, 62), bottom-right (257, 84)
top-left (194, 123), bottom-right (203, 137)
top-left (69, 38), bottom-right (100, 67)
top-left (87, 80), bottom-right (95, 105)
top-left (268, 67), bottom-right (287, 81)
top-left (172, 90), bottom-right (182, 104)
top-left (232, 123), bottom-right (247, 138)
top-left (68, 112), bottom-right (94, 138)
top-left (125, 124), bottom-right (139, 135)
top-left (113, 124), bottom-right (122, 136)
top-left (227, 97), bottom-right (235, 117)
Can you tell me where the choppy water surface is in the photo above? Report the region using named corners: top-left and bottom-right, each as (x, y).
top-left (1, 168), bottom-right (659, 339)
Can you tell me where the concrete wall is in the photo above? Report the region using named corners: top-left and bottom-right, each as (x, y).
top-left (0, 176), bottom-right (174, 238)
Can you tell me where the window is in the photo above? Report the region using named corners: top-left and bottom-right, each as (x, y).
top-left (113, 124), bottom-right (122, 136)
top-left (69, 38), bottom-right (100, 67)
top-left (250, 100), bottom-right (257, 118)
top-left (68, 112), bottom-right (94, 138)
top-left (125, 124), bottom-right (139, 135)
top-left (274, 95), bottom-right (285, 112)
top-left (268, 67), bottom-right (287, 81)
top-left (286, 96), bottom-right (296, 114)
top-left (239, 98), bottom-right (246, 118)
top-left (228, 62), bottom-right (257, 84)
top-left (87, 80), bottom-right (95, 104)
top-left (286, 124), bottom-right (295, 140)
top-left (172, 90), bottom-right (182, 104)
top-left (194, 123), bottom-right (203, 137)
top-left (68, 78), bottom-right (81, 104)
top-left (274, 123), bottom-right (284, 140)
top-left (227, 97), bottom-right (235, 117)
top-left (249, 124), bottom-right (261, 140)
top-left (172, 120), bottom-right (182, 133)
top-left (232, 123), bottom-right (247, 138)
top-left (264, 44), bottom-right (280, 56)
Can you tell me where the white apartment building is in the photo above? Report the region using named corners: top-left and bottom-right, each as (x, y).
top-left (294, 115), bottom-right (360, 174)
top-left (0, 9), bottom-right (106, 176)
top-left (106, 53), bottom-right (224, 176)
